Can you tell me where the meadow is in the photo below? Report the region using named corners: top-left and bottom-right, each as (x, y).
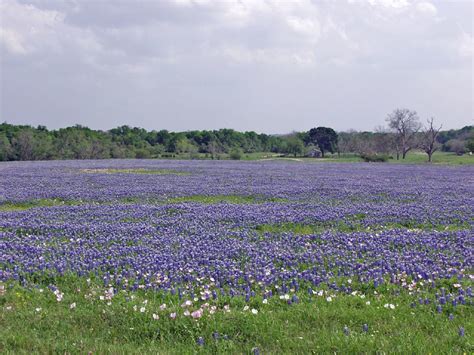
top-left (0, 160), bottom-right (473, 353)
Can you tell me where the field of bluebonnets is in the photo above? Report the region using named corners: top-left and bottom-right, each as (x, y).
top-left (1, 159), bottom-right (473, 353)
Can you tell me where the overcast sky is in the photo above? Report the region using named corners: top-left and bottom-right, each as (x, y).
top-left (0, 0), bottom-right (472, 133)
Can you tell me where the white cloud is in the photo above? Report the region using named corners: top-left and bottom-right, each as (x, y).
top-left (0, 0), bottom-right (62, 54)
top-left (0, 28), bottom-right (27, 54)
top-left (286, 16), bottom-right (321, 39)
top-left (416, 2), bottom-right (437, 16)
top-left (458, 31), bottom-right (473, 58)
top-left (0, 0), bottom-right (104, 60)
top-left (367, 0), bottom-right (411, 9)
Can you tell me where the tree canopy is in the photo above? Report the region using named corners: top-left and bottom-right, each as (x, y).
top-left (0, 121), bottom-right (471, 161)
top-left (308, 127), bottom-right (338, 158)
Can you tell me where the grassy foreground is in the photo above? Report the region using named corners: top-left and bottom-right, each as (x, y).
top-left (1, 275), bottom-right (472, 354)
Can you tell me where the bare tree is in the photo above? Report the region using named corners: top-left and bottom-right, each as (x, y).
top-left (419, 117), bottom-right (442, 163)
top-left (13, 129), bottom-right (36, 160)
top-left (206, 140), bottom-right (223, 159)
top-left (374, 126), bottom-right (396, 155)
top-left (386, 108), bottom-right (421, 160)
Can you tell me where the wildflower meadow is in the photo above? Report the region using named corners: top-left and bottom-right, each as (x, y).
top-left (1, 160), bottom-right (473, 353)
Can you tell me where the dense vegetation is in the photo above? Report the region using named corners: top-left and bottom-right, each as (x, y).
top-left (0, 119), bottom-right (472, 161)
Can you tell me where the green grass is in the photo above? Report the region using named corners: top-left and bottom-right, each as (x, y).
top-left (93, 150), bottom-right (473, 164)
top-left (387, 151), bottom-right (474, 165)
top-left (0, 199), bottom-right (80, 212)
top-left (80, 168), bottom-right (190, 175)
top-left (0, 194), bottom-right (287, 212)
top-left (251, 151), bottom-right (474, 165)
top-left (1, 277), bottom-right (472, 354)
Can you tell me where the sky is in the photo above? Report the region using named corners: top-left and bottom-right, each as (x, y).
top-left (0, 0), bottom-right (472, 133)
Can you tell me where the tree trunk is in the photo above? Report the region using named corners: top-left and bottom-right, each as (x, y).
top-left (428, 152), bottom-right (432, 163)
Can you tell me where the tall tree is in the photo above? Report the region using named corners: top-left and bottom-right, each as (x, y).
top-left (0, 133), bottom-right (12, 161)
top-left (386, 108), bottom-right (421, 159)
top-left (13, 129), bottom-right (36, 160)
top-left (308, 127), bottom-right (338, 158)
top-left (419, 117), bottom-right (442, 163)
top-left (285, 136), bottom-right (304, 157)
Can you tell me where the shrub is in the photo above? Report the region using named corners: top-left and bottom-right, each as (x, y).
top-left (134, 149), bottom-right (151, 159)
top-left (360, 153), bottom-right (389, 162)
top-left (229, 148), bottom-right (243, 160)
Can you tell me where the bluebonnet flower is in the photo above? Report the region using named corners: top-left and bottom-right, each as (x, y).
top-left (343, 326), bottom-right (350, 336)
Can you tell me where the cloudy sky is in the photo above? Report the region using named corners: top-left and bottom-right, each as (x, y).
top-left (0, 0), bottom-right (472, 133)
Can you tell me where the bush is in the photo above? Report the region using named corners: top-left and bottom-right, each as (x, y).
top-left (161, 153), bottom-right (175, 158)
top-left (229, 148), bottom-right (243, 160)
top-left (134, 149), bottom-right (151, 159)
top-left (360, 153), bottom-right (389, 162)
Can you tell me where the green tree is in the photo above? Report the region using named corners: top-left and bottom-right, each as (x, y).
top-left (229, 148), bottom-right (243, 160)
top-left (466, 139), bottom-right (474, 153)
top-left (285, 136), bottom-right (304, 157)
top-left (308, 127), bottom-right (338, 158)
top-left (12, 129), bottom-right (36, 160)
top-left (0, 133), bottom-right (12, 161)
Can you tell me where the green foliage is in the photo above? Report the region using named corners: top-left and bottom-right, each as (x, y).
top-left (0, 123), bottom-right (472, 162)
top-left (466, 139), bottom-right (474, 153)
top-left (0, 123), bottom-right (294, 161)
top-left (0, 198), bottom-right (79, 211)
top-left (229, 148), bottom-right (243, 160)
top-left (285, 136), bottom-right (305, 157)
top-left (308, 127), bottom-right (339, 158)
top-left (360, 153), bottom-right (389, 162)
top-left (0, 133), bottom-right (12, 161)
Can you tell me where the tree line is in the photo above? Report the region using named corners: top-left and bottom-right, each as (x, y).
top-left (338, 110), bottom-right (473, 162)
top-left (0, 109), bottom-right (472, 162)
